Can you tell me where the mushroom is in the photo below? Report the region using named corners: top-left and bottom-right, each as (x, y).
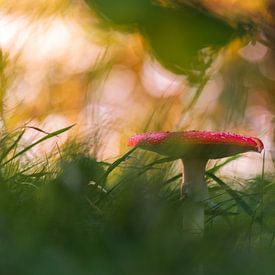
top-left (128, 130), bottom-right (264, 236)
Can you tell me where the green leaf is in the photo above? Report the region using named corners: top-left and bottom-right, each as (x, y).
top-left (140, 4), bottom-right (236, 75)
top-left (88, 0), bottom-right (240, 76)
top-left (90, 0), bottom-right (151, 25)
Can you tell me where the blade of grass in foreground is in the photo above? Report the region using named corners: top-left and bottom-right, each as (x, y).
top-left (0, 124), bottom-right (75, 168)
top-left (206, 172), bottom-right (263, 225)
top-left (207, 154), bottom-right (240, 174)
top-left (99, 147), bottom-right (137, 184)
top-left (0, 130), bottom-right (25, 163)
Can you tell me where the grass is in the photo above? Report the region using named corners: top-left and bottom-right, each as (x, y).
top-left (0, 127), bottom-right (274, 275)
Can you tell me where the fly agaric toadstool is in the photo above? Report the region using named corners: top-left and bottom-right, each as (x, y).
top-left (128, 130), bottom-right (264, 236)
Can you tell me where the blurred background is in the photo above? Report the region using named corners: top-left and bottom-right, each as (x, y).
top-left (0, 0), bottom-right (273, 176)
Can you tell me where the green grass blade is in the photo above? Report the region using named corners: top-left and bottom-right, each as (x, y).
top-left (207, 154), bottom-right (240, 174)
top-left (206, 172), bottom-right (258, 221)
top-left (0, 129), bottom-right (25, 163)
top-left (164, 173), bottom-right (182, 185)
top-left (144, 157), bottom-right (176, 168)
top-left (206, 172), bottom-right (274, 235)
top-left (0, 124), bottom-right (75, 167)
top-left (100, 147), bottom-right (137, 184)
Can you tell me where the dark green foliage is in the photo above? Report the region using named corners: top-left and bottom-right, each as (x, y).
top-left (88, 0), bottom-right (240, 78)
top-left (0, 130), bottom-right (274, 274)
top-left (90, 0), bottom-right (151, 25)
top-left (140, 4), bottom-right (236, 75)
top-left (58, 155), bottom-right (105, 188)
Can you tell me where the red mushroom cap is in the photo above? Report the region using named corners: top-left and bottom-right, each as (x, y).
top-left (128, 130), bottom-right (264, 159)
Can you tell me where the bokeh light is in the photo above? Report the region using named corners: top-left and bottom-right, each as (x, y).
top-left (0, 0), bottom-right (272, 177)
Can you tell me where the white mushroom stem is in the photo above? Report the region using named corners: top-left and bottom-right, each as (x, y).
top-left (181, 158), bottom-right (208, 236)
